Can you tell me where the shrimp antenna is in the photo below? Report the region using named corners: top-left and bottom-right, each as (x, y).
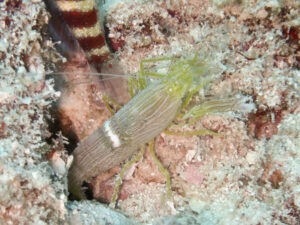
top-left (46, 71), bottom-right (130, 80)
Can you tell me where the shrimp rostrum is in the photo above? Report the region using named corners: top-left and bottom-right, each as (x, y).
top-left (68, 55), bottom-right (255, 199)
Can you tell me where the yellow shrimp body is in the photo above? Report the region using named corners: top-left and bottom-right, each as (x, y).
top-left (68, 56), bottom-right (210, 199)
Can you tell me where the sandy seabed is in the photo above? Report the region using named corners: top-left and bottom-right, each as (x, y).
top-left (0, 0), bottom-right (299, 224)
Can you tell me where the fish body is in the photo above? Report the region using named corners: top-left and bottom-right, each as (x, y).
top-left (44, 0), bottom-right (110, 70)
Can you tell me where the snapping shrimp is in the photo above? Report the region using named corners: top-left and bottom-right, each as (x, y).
top-left (67, 55), bottom-right (255, 199)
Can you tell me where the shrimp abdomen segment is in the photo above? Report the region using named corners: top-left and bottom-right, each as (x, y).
top-left (68, 80), bottom-right (183, 199)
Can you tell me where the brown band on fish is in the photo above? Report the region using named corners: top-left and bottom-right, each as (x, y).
top-left (59, 9), bottom-right (99, 28)
top-left (55, 0), bottom-right (110, 69)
